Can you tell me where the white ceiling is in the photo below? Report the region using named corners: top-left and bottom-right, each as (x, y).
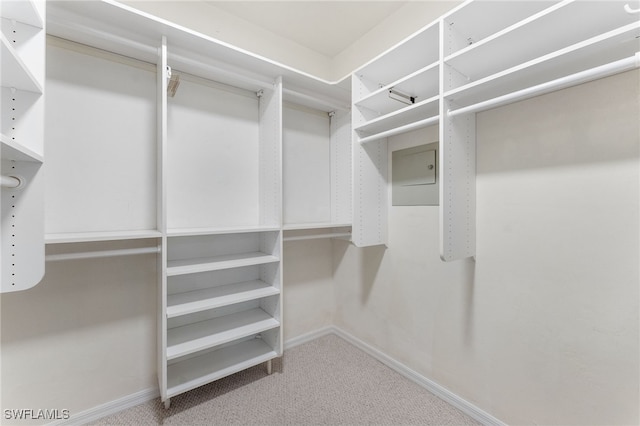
top-left (205, 1), bottom-right (408, 57)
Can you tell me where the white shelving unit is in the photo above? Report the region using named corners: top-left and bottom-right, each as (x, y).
top-left (350, 0), bottom-right (639, 258)
top-left (0, 0), bottom-right (45, 293)
top-left (282, 102), bottom-right (352, 240)
top-left (163, 230), bottom-right (282, 402)
top-left (439, 0), bottom-right (639, 261)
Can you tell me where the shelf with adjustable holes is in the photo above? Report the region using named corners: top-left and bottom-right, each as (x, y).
top-left (282, 101), bottom-right (352, 240)
top-left (352, 22), bottom-right (439, 144)
top-left (0, 0), bottom-right (45, 293)
top-left (163, 230), bottom-right (282, 402)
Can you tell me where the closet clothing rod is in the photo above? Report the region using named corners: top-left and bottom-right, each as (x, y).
top-left (1, 175), bottom-right (21, 188)
top-left (283, 232), bottom-right (351, 242)
top-left (359, 115), bottom-right (439, 144)
top-left (449, 53), bottom-right (640, 118)
top-left (46, 246), bottom-right (161, 262)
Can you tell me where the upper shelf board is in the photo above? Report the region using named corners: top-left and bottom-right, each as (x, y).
top-left (46, 0), bottom-right (350, 106)
top-left (444, 0), bottom-right (639, 81)
top-left (1, 34), bottom-right (43, 93)
top-left (0, 0), bottom-right (44, 28)
top-left (1, 133), bottom-right (43, 162)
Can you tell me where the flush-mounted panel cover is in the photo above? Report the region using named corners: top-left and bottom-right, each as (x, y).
top-left (392, 142), bottom-right (438, 206)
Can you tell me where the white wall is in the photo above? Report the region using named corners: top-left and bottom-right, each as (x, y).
top-left (0, 242), bottom-right (158, 424)
top-left (333, 70), bottom-right (640, 425)
top-left (283, 240), bottom-right (335, 340)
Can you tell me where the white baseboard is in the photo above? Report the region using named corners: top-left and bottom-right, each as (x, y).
top-left (47, 387), bottom-right (159, 426)
top-left (329, 326), bottom-right (506, 426)
top-left (284, 325), bottom-right (335, 350)
top-left (48, 327), bottom-right (504, 426)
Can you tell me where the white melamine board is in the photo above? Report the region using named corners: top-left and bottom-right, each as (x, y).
top-left (442, 1), bottom-right (557, 56)
top-left (283, 104), bottom-right (331, 225)
top-left (0, 134), bottom-right (42, 162)
top-left (283, 222), bottom-right (351, 231)
top-left (166, 308), bottom-right (279, 360)
top-left (353, 140), bottom-right (388, 247)
top-left (167, 225), bottom-right (281, 237)
top-left (158, 36), bottom-right (168, 402)
top-left (45, 0), bottom-right (350, 106)
top-left (330, 109), bottom-right (352, 225)
top-left (167, 76), bottom-right (260, 229)
top-left (168, 231), bottom-right (278, 260)
top-left (355, 63), bottom-right (439, 116)
top-left (1, 160), bottom-right (43, 292)
top-left (167, 280), bottom-right (279, 318)
top-left (0, 0), bottom-right (44, 28)
top-left (355, 96), bottom-right (439, 137)
top-left (1, 86), bottom-right (42, 157)
top-left (1, 18), bottom-right (45, 87)
top-left (445, 23), bottom-right (640, 108)
top-left (45, 230), bottom-right (161, 244)
top-left (44, 43), bottom-right (156, 234)
top-left (166, 338), bottom-right (277, 397)
top-left (445, 1), bottom-right (638, 84)
top-left (258, 78), bottom-right (282, 227)
top-left (439, 104), bottom-right (475, 261)
top-left (0, 33), bottom-right (41, 93)
top-left (167, 252), bottom-right (279, 276)
top-left (354, 23), bottom-right (439, 96)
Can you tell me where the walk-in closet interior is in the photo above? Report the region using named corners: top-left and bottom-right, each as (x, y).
top-left (1, 0), bottom-right (638, 424)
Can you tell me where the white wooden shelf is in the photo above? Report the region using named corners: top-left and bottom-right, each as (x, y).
top-left (444, 1), bottom-right (638, 87)
top-left (355, 22), bottom-right (439, 94)
top-left (445, 22), bottom-right (640, 108)
top-left (166, 338), bottom-right (277, 398)
top-left (355, 96), bottom-right (439, 137)
top-left (0, 33), bottom-right (42, 93)
top-left (167, 226), bottom-right (281, 237)
top-left (167, 280), bottom-right (280, 318)
top-left (283, 222), bottom-right (351, 231)
top-left (45, 230), bottom-right (162, 244)
top-left (354, 62), bottom-right (439, 115)
top-left (443, 1), bottom-right (556, 57)
top-left (0, 0), bottom-right (44, 28)
top-left (0, 133), bottom-right (43, 162)
top-left (167, 252), bottom-right (279, 277)
top-left (166, 308), bottom-right (279, 360)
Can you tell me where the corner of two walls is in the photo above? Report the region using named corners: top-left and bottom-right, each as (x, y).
top-left (330, 70), bottom-right (640, 426)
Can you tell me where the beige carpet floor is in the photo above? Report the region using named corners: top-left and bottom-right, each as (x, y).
top-left (91, 334), bottom-right (481, 425)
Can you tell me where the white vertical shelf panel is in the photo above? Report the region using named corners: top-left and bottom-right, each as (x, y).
top-left (330, 109), bottom-right (352, 225)
top-left (440, 18), bottom-right (476, 262)
top-left (439, 106), bottom-right (475, 261)
top-left (167, 74), bottom-right (260, 230)
top-left (258, 77), bottom-right (282, 228)
top-left (1, 159), bottom-right (44, 292)
top-left (0, 0), bottom-right (45, 293)
top-left (283, 104), bottom-right (331, 225)
top-left (44, 40), bottom-right (157, 235)
top-left (157, 35), bottom-right (169, 405)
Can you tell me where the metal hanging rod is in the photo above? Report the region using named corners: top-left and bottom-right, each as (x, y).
top-left (46, 246), bottom-right (161, 262)
top-left (283, 232), bottom-right (352, 242)
top-left (449, 53), bottom-right (640, 118)
top-left (1, 175), bottom-right (22, 189)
